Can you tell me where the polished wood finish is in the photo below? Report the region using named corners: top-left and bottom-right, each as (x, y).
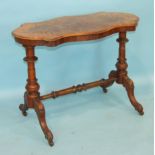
top-left (116, 32), bottom-right (143, 114)
top-left (12, 12), bottom-right (143, 147)
top-left (12, 12), bottom-right (139, 46)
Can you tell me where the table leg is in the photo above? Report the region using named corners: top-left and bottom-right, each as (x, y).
top-left (34, 98), bottom-right (54, 146)
top-left (115, 32), bottom-right (144, 115)
top-left (19, 45), bottom-right (54, 146)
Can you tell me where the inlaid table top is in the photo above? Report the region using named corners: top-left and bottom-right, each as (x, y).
top-left (12, 12), bottom-right (139, 46)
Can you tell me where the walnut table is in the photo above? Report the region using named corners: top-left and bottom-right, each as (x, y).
top-left (12, 12), bottom-right (144, 146)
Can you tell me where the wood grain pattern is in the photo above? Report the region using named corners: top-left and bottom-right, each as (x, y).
top-left (12, 12), bottom-right (139, 46)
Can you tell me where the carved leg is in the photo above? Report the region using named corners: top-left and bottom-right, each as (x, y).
top-left (115, 32), bottom-right (144, 115)
top-left (122, 76), bottom-right (144, 115)
top-left (100, 71), bottom-right (117, 93)
top-left (34, 99), bottom-right (54, 146)
top-left (19, 45), bottom-right (54, 146)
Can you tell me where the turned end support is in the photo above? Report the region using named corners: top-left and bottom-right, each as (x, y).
top-left (115, 32), bottom-right (144, 115)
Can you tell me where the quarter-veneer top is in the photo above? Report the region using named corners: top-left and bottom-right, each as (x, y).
top-left (12, 12), bottom-right (139, 46)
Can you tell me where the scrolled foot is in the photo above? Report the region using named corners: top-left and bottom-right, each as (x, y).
top-left (123, 76), bottom-right (144, 115)
top-left (45, 131), bottom-right (54, 146)
top-left (134, 103), bottom-right (144, 115)
top-left (34, 99), bottom-right (54, 146)
top-left (100, 72), bottom-right (117, 93)
top-left (19, 92), bottom-right (29, 116)
top-left (19, 104), bottom-right (28, 116)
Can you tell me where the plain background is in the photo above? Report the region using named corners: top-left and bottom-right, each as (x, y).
top-left (0, 0), bottom-right (153, 155)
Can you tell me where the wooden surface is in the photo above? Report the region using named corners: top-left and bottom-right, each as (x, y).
top-left (12, 12), bottom-right (139, 46)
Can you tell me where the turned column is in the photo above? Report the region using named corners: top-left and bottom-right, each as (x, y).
top-left (116, 32), bottom-right (128, 83)
top-left (20, 46), bottom-right (39, 108)
top-left (19, 46), bottom-right (40, 115)
top-left (24, 45), bottom-right (40, 108)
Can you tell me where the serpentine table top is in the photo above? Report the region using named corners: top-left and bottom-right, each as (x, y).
top-left (12, 12), bottom-right (139, 46)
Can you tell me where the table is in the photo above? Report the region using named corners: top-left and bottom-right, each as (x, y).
top-left (12, 12), bottom-right (144, 146)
